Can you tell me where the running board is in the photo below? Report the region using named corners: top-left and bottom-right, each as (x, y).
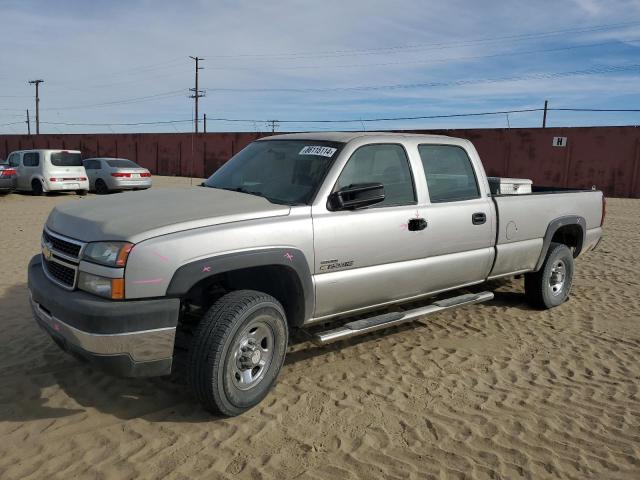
top-left (312, 291), bottom-right (494, 345)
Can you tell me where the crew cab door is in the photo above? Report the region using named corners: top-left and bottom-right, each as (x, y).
top-left (311, 143), bottom-right (427, 319)
top-left (414, 143), bottom-right (494, 290)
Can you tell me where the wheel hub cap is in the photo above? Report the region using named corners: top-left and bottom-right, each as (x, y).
top-left (549, 260), bottom-right (566, 295)
top-left (230, 320), bottom-right (274, 391)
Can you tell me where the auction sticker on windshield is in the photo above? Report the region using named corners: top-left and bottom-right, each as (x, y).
top-left (299, 146), bottom-right (337, 157)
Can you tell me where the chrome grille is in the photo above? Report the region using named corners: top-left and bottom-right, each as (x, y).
top-left (43, 257), bottom-right (76, 287)
top-left (41, 229), bottom-right (85, 290)
top-left (43, 230), bottom-right (82, 258)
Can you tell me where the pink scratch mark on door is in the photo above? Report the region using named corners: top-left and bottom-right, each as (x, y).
top-left (132, 278), bottom-right (164, 285)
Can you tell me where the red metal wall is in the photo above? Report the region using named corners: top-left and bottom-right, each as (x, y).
top-left (2, 126), bottom-right (639, 197)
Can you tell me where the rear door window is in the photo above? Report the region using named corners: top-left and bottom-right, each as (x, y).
top-left (51, 152), bottom-right (82, 167)
top-left (23, 152), bottom-right (40, 167)
top-left (418, 145), bottom-right (480, 203)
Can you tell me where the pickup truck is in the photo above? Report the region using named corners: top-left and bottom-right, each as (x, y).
top-left (28, 132), bottom-right (605, 416)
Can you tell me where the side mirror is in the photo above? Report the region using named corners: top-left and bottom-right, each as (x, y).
top-left (328, 183), bottom-right (385, 211)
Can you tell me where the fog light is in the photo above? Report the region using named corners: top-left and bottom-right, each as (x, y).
top-left (78, 272), bottom-right (124, 299)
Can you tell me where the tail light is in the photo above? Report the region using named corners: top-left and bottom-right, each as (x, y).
top-left (140, 172), bottom-right (151, 178)
top-left (79, 177), bottom-right (87, 181)
top-left (49, 177), bottom-right (58, 182)
top-left (111, 172), bottom-right (131, 178)
top-left (601, 195), bottom-right (607, 226)
top-left (0, 168), bottom-right (16, 177)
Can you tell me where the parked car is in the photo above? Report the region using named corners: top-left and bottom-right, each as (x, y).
top-left (83, 158), bottom-right (152, 194)
top-left (6, 149), bottom-right (88, 195)
top-left (28, 132), bottom-right (604, 416)
top-left (0, 158), bottom-right (17, 194)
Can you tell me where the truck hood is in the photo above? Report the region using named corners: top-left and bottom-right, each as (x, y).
top-left (46, 187), bottom-right (291, 243)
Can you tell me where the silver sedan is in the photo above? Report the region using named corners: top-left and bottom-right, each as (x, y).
top-left (83, 158), bottom-right (152, 194)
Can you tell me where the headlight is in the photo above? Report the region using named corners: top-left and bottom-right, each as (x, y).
top-left (82, 241), bottom-right (133, 267)
top-left (78, 272), bottom-right (125, 299)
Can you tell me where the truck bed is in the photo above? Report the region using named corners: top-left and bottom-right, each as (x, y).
top-left (489, 188), bottom-right (604, 279)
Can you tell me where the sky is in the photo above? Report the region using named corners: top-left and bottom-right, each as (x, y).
top-left (1, 0), bottom-right (640, 134)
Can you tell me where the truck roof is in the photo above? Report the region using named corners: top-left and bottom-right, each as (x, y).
top-left (258, 131), bottom-right (454, 143)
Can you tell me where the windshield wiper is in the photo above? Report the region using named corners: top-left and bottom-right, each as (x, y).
top-left (215, 186), bottom-right (294, 206)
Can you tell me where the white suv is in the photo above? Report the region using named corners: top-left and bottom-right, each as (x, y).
top-left (6, 149), bottom-right (89, 195)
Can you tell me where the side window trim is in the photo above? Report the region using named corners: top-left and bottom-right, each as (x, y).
top-left (331, 143), bottom-right (417, 208)
top-left (418, 144), bottom-right (481, 204)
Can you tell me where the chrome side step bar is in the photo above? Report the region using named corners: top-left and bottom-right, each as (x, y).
top-left (312, 291), bottom-right (494, 345)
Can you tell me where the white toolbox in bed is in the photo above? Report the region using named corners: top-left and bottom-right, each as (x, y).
top-left (487, 177), bottom-right (533, 195)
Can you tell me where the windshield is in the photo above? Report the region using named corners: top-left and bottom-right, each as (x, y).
top-left (204, 140), bottom-right (343, 205)
top-left (106, 159), bottom-right (140, 169)
top-left (50, 151), bottom-right (82, 167)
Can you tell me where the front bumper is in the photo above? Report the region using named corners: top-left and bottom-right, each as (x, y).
top-left (28, 255), bottom-right (179, 377)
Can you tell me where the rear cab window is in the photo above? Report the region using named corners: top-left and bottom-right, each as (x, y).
top-left (334, 144), bottom-right (416, 207)
top-left (50, 151), bottom-right (82, 167)
top-left (418, 145), bottom-right (480, 203)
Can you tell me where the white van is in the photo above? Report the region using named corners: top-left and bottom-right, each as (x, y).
top-left (6, 149), bottom-right (89, 195)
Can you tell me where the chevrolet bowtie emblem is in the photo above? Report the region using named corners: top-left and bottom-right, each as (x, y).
top-left (42, 244), bottom-right (53, 261)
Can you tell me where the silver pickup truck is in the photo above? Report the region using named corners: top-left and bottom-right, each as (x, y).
top-left (28, 132), bottom-right (604, 416)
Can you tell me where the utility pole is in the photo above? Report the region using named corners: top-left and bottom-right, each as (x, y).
top-left (542, 100), bottom-right (548, 128)
top-left (189, 56), bottom-right (205, 133)
top-left (29, 79), bottom-right (44, 134)
top-left (26, 109), bottom-right (31, 135)
top-left (203, 113), bottom-right (207, 133)
top-left (269, 120), bottom-right (279, 133)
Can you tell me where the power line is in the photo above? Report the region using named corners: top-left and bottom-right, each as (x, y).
top-left (42, 89), bottom-right (187, 111)
top-left (204, 20), bottom-right (640, 60)
top-left (204, 64), bottom-right (640, 94)
top-left (204, 38), bottom-right (640, 72)
top-left (24, 107), bottom-right (640, 130)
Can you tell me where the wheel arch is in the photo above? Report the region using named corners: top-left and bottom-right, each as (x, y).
top-left (166, 248), bottom-right (313, 327)
top-left (534, 216), bottom-right (586, 271)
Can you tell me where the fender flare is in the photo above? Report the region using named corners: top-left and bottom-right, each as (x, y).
top-left (534, 215), bottom-right (586, 271)
top-left (166, 248), bottom-right (314, 325)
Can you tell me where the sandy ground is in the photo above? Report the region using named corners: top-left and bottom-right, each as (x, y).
top-left (0, 176), bottom-right (638, 480)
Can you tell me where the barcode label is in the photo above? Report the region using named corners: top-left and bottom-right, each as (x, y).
top-left (299, 146), bottom-right (337, 157)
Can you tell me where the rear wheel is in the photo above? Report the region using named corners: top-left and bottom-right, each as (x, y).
top-left (525, 242), bottom-right (574, 309)
top-left (31, 179), bottom-right (43, 196)
top-left (95, 179), bottom-right (109, 195)
top-left (187, 290), bottom-right (288, 416)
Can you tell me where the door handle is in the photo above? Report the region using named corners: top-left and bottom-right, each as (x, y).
top-left (472, 212), bottom-right (487, 225)
top-left (408, 218), bottom-right (428, 231)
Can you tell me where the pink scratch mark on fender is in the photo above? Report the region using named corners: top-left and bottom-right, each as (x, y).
top-left (151, 251), bottom-right (169, 262)
top-left (283, 252), bottom-right (294, 262)
top-left (132, 277), bottom-right (164, 285)
top-left (202, 266), bottom-right (212, 273)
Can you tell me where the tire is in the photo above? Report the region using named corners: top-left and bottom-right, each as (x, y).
top-left (95, 179), bottom-right (109, 195)
top-left (76, 189), bottom-right (88, 196)
top-left (187, 290), bottom-right (288, 416)
top-left (525, 242), bottom-right (574, 309)
top-left (31, 179), bottom-right (44, 196)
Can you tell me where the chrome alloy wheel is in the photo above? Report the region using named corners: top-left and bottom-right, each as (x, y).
top-left (549, 260), bottom-right (566, 296)
top-left (230, 320), bottom-right (275, 391)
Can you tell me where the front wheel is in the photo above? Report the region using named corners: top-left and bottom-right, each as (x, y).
top-left (187, 290), bottom-right (288, 416)
top-left (525, 242), bottom-right (574, 309)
